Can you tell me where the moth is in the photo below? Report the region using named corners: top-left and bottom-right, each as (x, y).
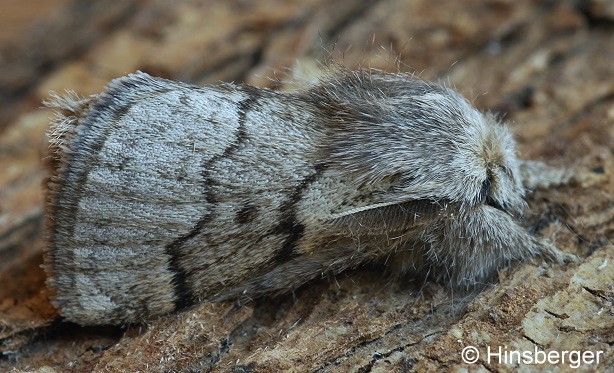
top-left (44, 69), bottom-right (581, 325)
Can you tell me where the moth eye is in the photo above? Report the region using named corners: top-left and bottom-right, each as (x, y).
top-left (502, 165), bottom-right (514, 178)
top-left (479, 178), bottom-right (492, 204)
top-left (480, 177), bottom-right (506, 212)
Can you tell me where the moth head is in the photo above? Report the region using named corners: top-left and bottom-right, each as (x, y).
top-left (321, 72), bottom-right (528, 218)
top-left (403, 88), bottom-right (528, 218)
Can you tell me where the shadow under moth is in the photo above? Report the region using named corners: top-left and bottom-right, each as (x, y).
top-left (44, 69), bottom-right (588, 325)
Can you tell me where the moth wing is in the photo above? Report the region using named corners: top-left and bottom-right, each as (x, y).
top-left (327, 199), bottom-right (451, 234)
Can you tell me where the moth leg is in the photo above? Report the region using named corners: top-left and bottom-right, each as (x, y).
top-left (415, 205), bottom-right (576, 288)
top-left (519, 160), bottom-right (604, 190)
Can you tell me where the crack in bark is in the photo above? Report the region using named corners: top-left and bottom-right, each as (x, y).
top-left (523, 334), bottom-right (542, 348)
top-left (357, 330), bottom-right (445, 372)
top-left (583, 286), bottom-right (611, 302)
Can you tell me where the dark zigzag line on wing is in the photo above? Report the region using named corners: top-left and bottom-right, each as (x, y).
top-left (270, 162), bottom-right (328, 266)
top-left (165, 92), bottom-right (257, 311)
